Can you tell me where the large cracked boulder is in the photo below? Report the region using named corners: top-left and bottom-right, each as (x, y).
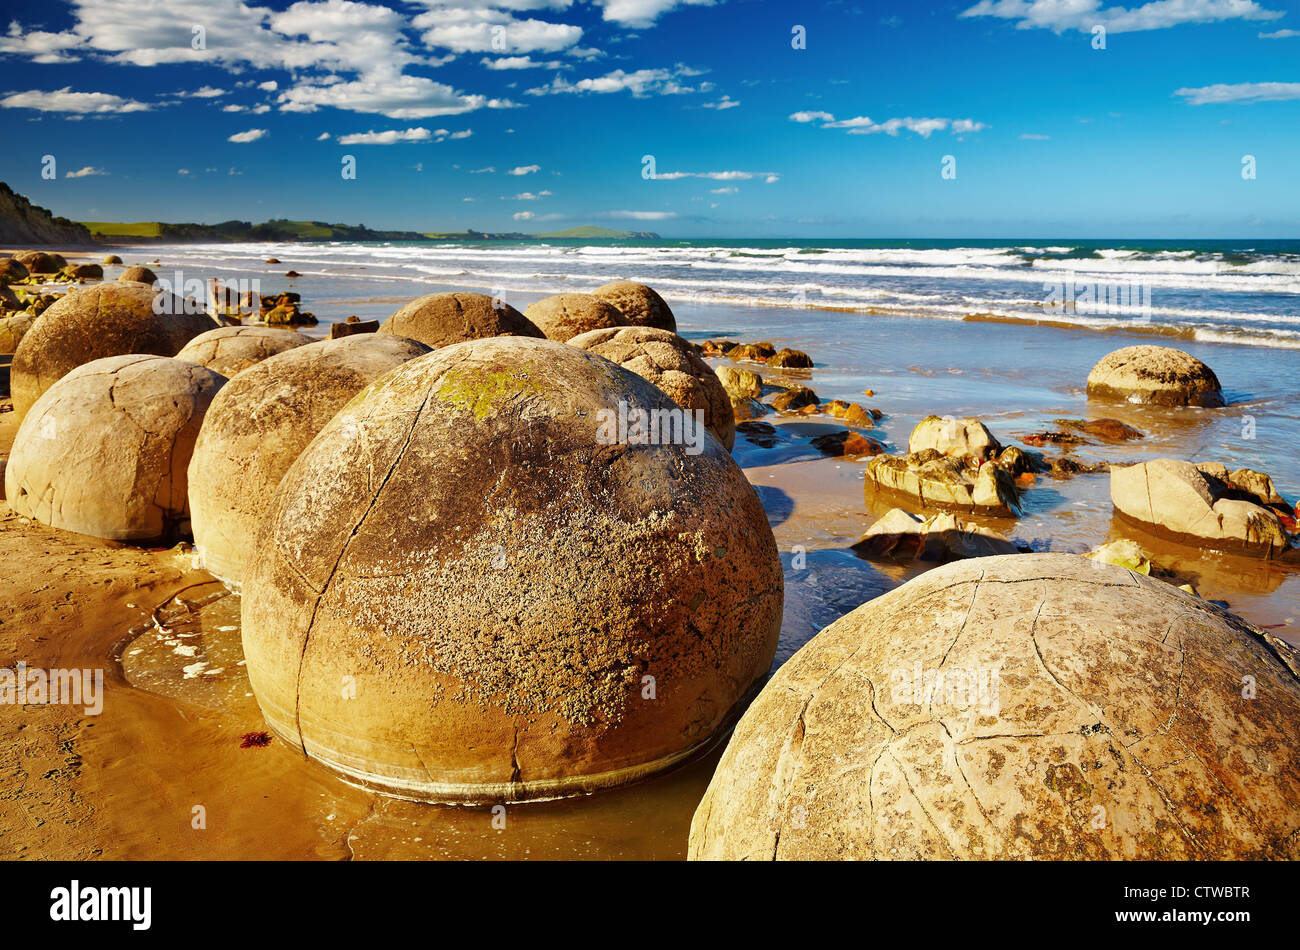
top-left (187, 334), bottom-right (431, 587)
top-left (1087, 345), bottom-right (1224, 408)
top-left (378, 291), bottom-right (543, 348)
top-left (1111, 458), bottom-right (1297, 559)
top-left (568, 325), bottom-right (735, 450)
top-left (175, 325), bottom-right (313, 377)
top-left (10, 282), bottom-right (214, 420)
top-left (689, 553), bottom-right (1300, 860)
top-left (524, 293), bottom-right (627, 342)
top-left (240, 336), bottom-right (783, 802)
top-left (589, 281), bottom-right (676, 332)
top-left (5, 355), bottom-right (226, 542)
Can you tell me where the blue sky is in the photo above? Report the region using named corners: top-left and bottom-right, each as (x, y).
top-left (0, 0), bottom-right (1297, 237)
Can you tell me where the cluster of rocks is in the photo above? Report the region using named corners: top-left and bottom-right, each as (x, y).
top-left (260, 291), bottom-right (317, 326)
top-left (4, 277), bottom-right (785, 805)
top-left (1112, 458), bottom-right (1298, 559)
top-left (864, 416), bottom-right (1023, 517)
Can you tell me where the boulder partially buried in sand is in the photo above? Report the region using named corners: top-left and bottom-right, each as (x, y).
top-left (119, 265), bottom-right (158, 285)
top-left (1087, 345), bottom-right (1224, 407)
top-left (589, 281), bottom-right (676, 332)
top-left (851, 507), bottom-right (1019, 561)
top-left (524, 293), bottom-right (627, 342)
top-left (378, 291), bottom-right (543, 348)
top-left (175, 325), bottom-right (313, 377)
top-left (240, 336), bottom-right (783, 802)
top-left (187, 334), bottom-right (431, 587)
top-left (568, 325), bottom-right (735, 450)
top-left (13, 250), bottom-right (65, 275)
top-left (1111, 458), bottom-right (1297, 559)
top-left (5, 355), bottom-right (226, 542)
top-left (689, 553), bottom-right (1300, 860)
top-left (9, 282), bottom-right (214, 420)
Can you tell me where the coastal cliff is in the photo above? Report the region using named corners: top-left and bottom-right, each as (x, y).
top-left (0, 182), bottom-right (95, 246)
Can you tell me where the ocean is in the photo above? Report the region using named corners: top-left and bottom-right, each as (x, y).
top-left (143, 237), bottom-right (1300, 349)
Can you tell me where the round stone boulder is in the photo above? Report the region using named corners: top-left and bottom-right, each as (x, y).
top-left (524, 293), bottom-right (627, 342)
top-left (5, 355), bottom-right (226, 542)
top-left (568, 325), bottom-right (735, 450)
top-left (14, 251), bottom-right (65, 274)
top-left (175, 325), bottom-right (313, 378)
top-left (10, 281), bottom-right (214, 420)
top-left (0, 313), bottom-right (36, 356)
top-left (68, 263), bottom-right (103, 280)
top-left (1087, 345), bottom-right (1224, 407)
top-left (590, 281), bottom-right (676, 332)
top-left (240, 336), bottom-right (783, 802)
top-left (689, 553), bottom-right (1300, 860)
top-left (187, 334), bottom-right (431, 587)
top-left (0, 257), bottom-right (29, 283)
top-left (119, 265), bottom-right (158, 285)
top-left (378, 291), bottom-right (543, 348)
top-left (103, 254), bottom-right (123, 265)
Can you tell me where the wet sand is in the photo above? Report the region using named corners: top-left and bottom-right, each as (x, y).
top-left (2, 259), bottom-right (1297, 859)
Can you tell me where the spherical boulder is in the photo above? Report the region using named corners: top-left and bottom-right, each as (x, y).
top-left (524, 293), bottom-right (627, 342)
top-left (187, 334), bottom-right (431, 586)
top-left (689, 553), bottom-right (1300, 860)
top-left (14, 251), bottom-right (65, 274)
top-left (1087, 345), bottom-right (1224, 407)
top-left (0, 313), bottom-right (36, 356)
top-left (68, 263), bottom-right (103, 280)
top-left (378, 291), bottom-right (543, 348)
top-left (103, 254), bottom-right (123, 265)
top-left (5, 355), bottom-right (226, 541)
top-left (175, 325), bottom-right (313, 378)
top-left (119, 265), bottom-right (158, 285)
top-left (241, 336), bottom-right (783, 802)
top-left (590, 281), bottom-right (676, 332)
top-left (0, 257), bottom-right (29, 283)
top-left (10, 282), bottom-right (214, 420)
top-left (568, 325), bottom-right (735, 450)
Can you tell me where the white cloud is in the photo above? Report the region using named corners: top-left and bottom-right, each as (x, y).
top-left (702, 95), bottom-right (739, 109)
top-left (792, 111), bottom-right (988, 138)
top-left (258, 80), bottom-right (279, 91)
top-left (652, 169), bottom-right (773, 181)
top-left (415, 8), bottom-right (582, 54)
top-left (228, 127), bottom-right (268, 142)
top-left (337, 126), bottom-right (433, 144)
top-left (593, 0), bottom-right (715, 28)
top-left (1259, 28), bottom-right (1299, 37)
top-left (764, 174), bottom-right (779, 183)
top-left (960, 0), bottom-right (1283, 34)
top-left (1175, 81), bottom-right (1300, 104)
top-left (508, 164), bottom-right (541, 175)
top-left (470, 166), bottom-right (495, 173)
top-left (182, 85), bottom-right (226, 98)
top-left (511, 190), bottom-right (552, 199)
top-left (317, 131), bottom-right (331, 140)
top-left (527, 64), bottom-right (706, 96)
top-left (514, 210), bottom-right (534, 220)
top-left (789, 110), bottom-right (835, 123)
top-left (448, 128), bottom-right (473, 139)
top-left (65, 165), bottom-right (107, 178)
top-left (709, 186), bottom-right (737, 194)
top-left (1020, 132), bottom-right (1051, 139)
top-left (0, 87), bottom-right (151, 114)
top-left (279, 74), bottom-right (515, 119)
top-left (178, 168), bottom-right (191, 175)
top-left (482, 55), bottom-right (566, 69)
top-left (601, 210), bottom-right (678, 220)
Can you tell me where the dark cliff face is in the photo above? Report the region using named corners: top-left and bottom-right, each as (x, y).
top-left (0, 182), bottom-right (96, 246)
